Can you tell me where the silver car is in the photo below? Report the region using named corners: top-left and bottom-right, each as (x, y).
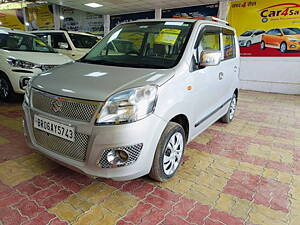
top-left (23, 19), bottom-right (240, 181)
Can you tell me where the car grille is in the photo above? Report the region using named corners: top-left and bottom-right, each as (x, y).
top-left (98, 144), bottom-right (143, 168)
top-left (40, 65), bottom-right (58, 72)
top-left (33, 128), bottom-right (89, 162)
top-left (31, 89), bottom-right (101, 122)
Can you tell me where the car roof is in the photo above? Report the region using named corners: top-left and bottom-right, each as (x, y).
top-left (31, 30), bottom-right (98, 37)
top-left (0, 26), bottom-right (36, 36)
top-left (121, 18), bottom-right (234, 30)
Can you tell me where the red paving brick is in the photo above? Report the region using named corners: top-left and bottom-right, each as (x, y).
top-left (1, 91), bottom-right (300, 225)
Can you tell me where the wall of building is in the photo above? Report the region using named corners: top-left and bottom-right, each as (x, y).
top-left (223, 0), bottom-right (300, 95)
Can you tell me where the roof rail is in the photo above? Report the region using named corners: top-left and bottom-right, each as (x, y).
top-left (205, 16), bottom-right (229, 25)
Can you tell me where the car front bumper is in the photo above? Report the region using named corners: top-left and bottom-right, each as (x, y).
top-left (23, 102), bottom-right (167, 181)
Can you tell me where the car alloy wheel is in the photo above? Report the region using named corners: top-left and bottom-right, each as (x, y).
top-left (260, 41), bottom-right (265, 50)
top-left (246, 41), bottom-right (251, 47)
top-left (280, 43), bottom-right (287, 53)
top-left (229, 96), bottom-right (237, 120)
top-left (163, 132), bottom-right (184, 176)
top-left (0, 77), bottom-right (9, 100)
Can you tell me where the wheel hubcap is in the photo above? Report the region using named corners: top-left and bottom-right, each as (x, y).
top-left (163, 132), bottom-right (184, 176)
top-left (281, 44), bottom-right (286, 52)
top-left (229, 97), bottom-right (237, 120)
top-left (0, 78), bottom-right (9, 99)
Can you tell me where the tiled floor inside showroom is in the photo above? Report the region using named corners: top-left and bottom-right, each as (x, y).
top-left (0, 90), bottom-right (300, 225)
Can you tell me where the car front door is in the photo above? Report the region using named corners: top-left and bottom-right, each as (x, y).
top-left (190, 25), bottom-right (227, 134)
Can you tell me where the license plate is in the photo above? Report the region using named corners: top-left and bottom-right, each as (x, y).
top-left (34, 115), bottom-right (75, 142)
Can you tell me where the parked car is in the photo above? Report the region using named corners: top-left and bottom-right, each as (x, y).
top-left (261, 28), bottom-right (300, 53)
top-left (239, 29), bottom-right (265, 47)
top-left (0, 27), bottom-right (73, 101)
top-left (31, 30), bottom-right (100, 60)
top-left (23, 19), bottom-right (240, 181)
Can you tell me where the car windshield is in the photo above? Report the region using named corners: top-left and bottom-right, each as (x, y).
top-left (240, 31), bottom-right (253, 37)
top-left (0, 31), bottom-right (55, 53)
top-left (81, 21), bottom-right (194, 69)
top-left (282, 28), bottom-right (300, 35)
top-left (69, 33), bottom-right (99, 48)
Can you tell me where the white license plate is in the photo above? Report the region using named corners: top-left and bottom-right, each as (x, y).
top-left (34, 115), bottom-right (75, 142)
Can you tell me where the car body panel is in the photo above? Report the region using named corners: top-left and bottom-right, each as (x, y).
top-left (262, 28), bottom-right (300, 51)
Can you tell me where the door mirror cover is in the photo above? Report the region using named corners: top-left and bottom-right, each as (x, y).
top-left (199, 50), bottom-right (222, 67)
top-left (58, 42), bottom-right (69, 49)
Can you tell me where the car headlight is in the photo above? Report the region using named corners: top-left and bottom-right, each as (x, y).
top-left (7, 58), bottom-right (38, 70)
top-left (24, 79), bottom-right (32, 105)
top-left (95, 85), bottom-right (158, 125)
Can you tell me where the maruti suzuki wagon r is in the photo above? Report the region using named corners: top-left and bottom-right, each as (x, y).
top-left (23, 18), bottom-right (240, 181)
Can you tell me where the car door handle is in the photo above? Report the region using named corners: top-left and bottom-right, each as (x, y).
top-left (219, 72), bottom-right (224, 80)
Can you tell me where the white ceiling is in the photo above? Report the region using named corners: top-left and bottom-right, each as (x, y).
top-left (47, 0), bottom-right (220, 15)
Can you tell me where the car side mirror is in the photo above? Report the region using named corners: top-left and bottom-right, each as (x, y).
top-left (58, 42), bottom-right (69, 49)
top-left (199, 50), bottom-right (222, 67)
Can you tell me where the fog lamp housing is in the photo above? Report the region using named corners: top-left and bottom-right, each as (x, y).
top-left (107, 149), bottom-right (129, 166)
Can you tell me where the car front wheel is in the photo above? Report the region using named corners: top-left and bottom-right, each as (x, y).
top-left (149, 122), bottom-right (186, 182)
top-left (260, 41), bottom-right (265, 50)
top-left (0, 74), bottom-right (17, 102)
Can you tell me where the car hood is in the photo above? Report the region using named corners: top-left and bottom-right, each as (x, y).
top-left (1, 50), bottom-right (73, 65)
top-left (31, 62), bottom-right (174, 101)
top-left (286, 34), bottom-right (300, 39)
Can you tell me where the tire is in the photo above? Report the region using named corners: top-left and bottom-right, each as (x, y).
top-left (220, 93), bottom-right (237, 123)
top-left (280, 42), bottom-right (287, 53)
top-left (149, 122), bottom-right (186, 182)
top-left (260, 41), bottom-right (265, 50)
top-left (0, 73), bottom-right (19, 102)
top-left (246, 41), bottom-right (251, 47)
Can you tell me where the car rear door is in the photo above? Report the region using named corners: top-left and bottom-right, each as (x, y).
top-left (218, 28), bottom-right (239, 104)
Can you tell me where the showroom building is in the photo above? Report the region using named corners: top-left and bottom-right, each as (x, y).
top-left (0, 0), bottom-right (300, 225)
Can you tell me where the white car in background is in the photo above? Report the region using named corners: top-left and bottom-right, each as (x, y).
top-left (31, 30), bottom-right (101, 60)
top-left (239, 29), bottom-right (265, 47)
top-left (0, 27), bottom-right (73, 101)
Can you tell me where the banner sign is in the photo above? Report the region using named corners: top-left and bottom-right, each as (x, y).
top-left (0, 9), bottom-right (24, 30)
top-left (61, 7), bottom-right (103, 34)
top-left (228, 0), bottom-right (300, 57)
top-left (27, 4), bottom-right (54, 31)
top-left (110, 11), bottom-right (154, 29)
top-left (162, 4), bottom-right (219, 19)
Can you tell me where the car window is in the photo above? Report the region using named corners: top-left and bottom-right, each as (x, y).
top-left (50, 33), bottom-right (70, 49)
top-left (240, 31), bottom-right (253, 37)
top-left (69, 33), bottom-right (99, 49)
top-left (34, 33), bottom-right (50, 45)
top-left (254, 31), bottom-right (264, 35)
top-left (267, 29), bottom-right (281, 35)
top-left (222, 29), bottom-right (236, 60)
top-left (0, 32), bottom-right (55, 53)
top-left (199, 26), bottom-right (221, 51)
top-left (282, 28), bottom-right (300, 35)
top-left (81, 22), bottom-right (194, 69)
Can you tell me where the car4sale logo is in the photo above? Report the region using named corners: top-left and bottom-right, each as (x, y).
top-left (259, 3), bottom-right (300, 23)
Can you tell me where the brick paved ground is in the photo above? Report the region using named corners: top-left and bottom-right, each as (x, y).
top-left (0, 90), bottom-right (300, 225)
